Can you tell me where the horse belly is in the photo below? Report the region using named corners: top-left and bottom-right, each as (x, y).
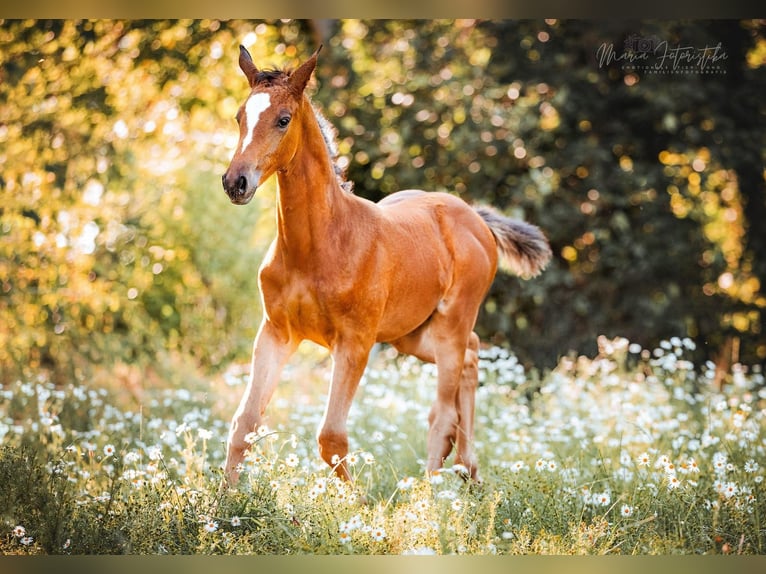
top-left (374, 238), bottom-right (448, 342)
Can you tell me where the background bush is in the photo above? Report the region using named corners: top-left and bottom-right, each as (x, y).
top-left (1, 19), bottom-right (764, 383)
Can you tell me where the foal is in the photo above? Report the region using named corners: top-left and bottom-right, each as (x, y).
top-left (221, 45), bottom-right (551, 486)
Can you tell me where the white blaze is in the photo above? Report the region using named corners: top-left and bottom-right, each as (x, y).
top-left (239, 92), bottom-right (271, 153)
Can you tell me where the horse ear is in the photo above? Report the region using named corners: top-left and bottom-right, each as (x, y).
top-left (288, 44), bottom-right (322, 96)
top-left (239, 45), bottom-right (259, 87)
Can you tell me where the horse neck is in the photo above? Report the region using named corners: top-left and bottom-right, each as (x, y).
top-left (275, 99), bottom-right (348, 263)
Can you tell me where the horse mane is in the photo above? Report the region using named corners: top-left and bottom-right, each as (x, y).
top-left (312, 103), bottom-right (354, 193)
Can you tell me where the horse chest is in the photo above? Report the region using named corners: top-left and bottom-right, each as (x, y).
top-left (259, 261), bottom-right (359, 347)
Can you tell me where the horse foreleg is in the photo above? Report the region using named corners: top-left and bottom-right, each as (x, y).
top-left (317, 340), bottom-right (372, 480)
top-left (223, 320), bottom-right (295, 487)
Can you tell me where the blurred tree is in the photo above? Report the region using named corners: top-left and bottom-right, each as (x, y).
top-left (1, 19), bottom-right (763, 384)
top-left (313, 19), bottom-right (765, 367)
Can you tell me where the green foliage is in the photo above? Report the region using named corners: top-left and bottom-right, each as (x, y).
top-left (1, 19), bottom-right (764, 379)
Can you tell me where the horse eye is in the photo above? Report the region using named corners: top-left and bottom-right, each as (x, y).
top-left (277, 115), bottom-right (291, 128)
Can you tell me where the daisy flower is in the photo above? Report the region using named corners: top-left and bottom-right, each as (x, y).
top-left (147, 445), bottom-right (163, 461)
top-left (103, 444), bottom-right (116, 457)
top-left (370, 527), bottom-right (386, 542)
top-left (637, 452), bottom-right (651, 466)
top-left (362, 452), bottom-right (375, 465)
top-left (231, 516), bottom-right (241, 527)
top-left (20, 536), bottom-right (34, 546)
top-left (347, 514), bottom-right (363, 531)
top-left (429, 470), bottom-right (445, 484)
top-left (284, 453), bottom-right (299, 467)
top-left (667, 476), bottom-right (681, 490)
top-left (203, 520), bottom-right (219, 533)
top-left (397, 476), bottom-right (416, 490)
top-left (244, 432), bottom-right (259, 445)
top-left (339, 531), bottom-right (352, 544)
top-left (620, 504), bottom-right (634, 517)
top-left (452, 463), bottom-right (469, 476)
top-left (722, 482), bottom-right (738, 499)
top-left (451, 499), bottom-right (464, 511)
top-left (594, 491), bottom-right (611, 506)
top-left (511, 460), bottom-right (526, 473)
top-left (12, 525), bottom-right (26, 538)
top-left (346, 452), bottom-right (359, 466)
top-left (535, 458), bottom-right (547, 472)
top-left (744, 460), bottom-right (760, 473)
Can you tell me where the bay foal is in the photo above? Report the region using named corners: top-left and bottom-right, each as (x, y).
top-left (221, 45), bottom-right (551, 486)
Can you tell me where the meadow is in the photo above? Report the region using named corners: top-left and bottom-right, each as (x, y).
top-left (1, 336), bottom-right (764, 555)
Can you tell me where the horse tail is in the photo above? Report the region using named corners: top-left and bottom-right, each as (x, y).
top-left (474, 206), bottom-right (552, 278)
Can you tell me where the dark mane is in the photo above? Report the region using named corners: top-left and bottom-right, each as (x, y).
top-left (255, 68), bottom-right (290, 86)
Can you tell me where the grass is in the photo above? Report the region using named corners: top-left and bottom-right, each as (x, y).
top-left (0, 336), bottom-right (764, 555)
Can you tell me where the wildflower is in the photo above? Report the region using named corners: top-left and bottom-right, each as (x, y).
top-left (20, 536), bottom-right (34, 546)
top-left (437, 489), bottom-right (457, 501)
top-left (231, 516), bottom-right (241, 527)
top-left (63, 538), bottom-right (71, 550)
top-left (535, 458), bottom-right (547, 472)
top-left (745, 460), bottom-right (760, 473)
top-left (415, 498), bottom-right (430, 513)
top-left (511, 460), bottom-right (526, 473)
top-left (397, 476), bottom-right (416, 490)
top-left (667, 476), bottom-right (681, 490)
top-left (501, 531), bottom-right (514, 540)
top-left (347, 514), bottom-right (363, 531)
top-left (124, 451), bottom-right (140, 464)
top-left (147, 445), bottom-right (162, 460)
top-left (547, 460), bottom-right (558, 472)
top-left (637, 452), bottom-right (651, 466)
top-left (594, 491), bottom-right (611, 506)
top-left (346, 452), bottom-right (359, 466)
top-left (244, 432), bottom-right (259, 445)
top-left (362, 452), bottom-right (375, 465)
top-left (314, 478), bottom-right (327, 494)
top-left (12, 525), bottom-right (26, 538)
top-left (452, 463), bottom-right (469, 476)
top-left (284, 453), bottom-right (299, 467)
top-left (203, 520), bottom-right (218, 533)
top-left (451, 499), bottom-right (464, 511)
top-left (339, 531), bottom-right (352, 544)
top-left (429, 470), bottom-right (445, 484)
top-left (370, 527), bottom-right (386, 542)
top-left (722, 482), bottom-right (738, 499)
top-left (198, 428), bottom-right (213, 441)
top-left (103, 444), bottom-right (116, 457)
top-left (620, 504), bottom-right (634, 517)
top-left (713, 452), bottom-right (727, 474)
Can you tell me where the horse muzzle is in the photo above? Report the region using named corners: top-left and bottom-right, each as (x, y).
top-left (222, 168), bottom-right (260, 205)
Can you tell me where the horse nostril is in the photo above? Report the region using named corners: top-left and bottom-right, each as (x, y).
top-left (237, 175), bottom-right (247, 193)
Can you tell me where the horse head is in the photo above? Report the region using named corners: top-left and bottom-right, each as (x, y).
top-left (222, 45), bottom-right (321, 205)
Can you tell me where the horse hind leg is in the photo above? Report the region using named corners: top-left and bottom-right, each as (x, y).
top-left (454, 331), bottom-right (481, 481)
top-left (392, 320), bottom-right (481, 479)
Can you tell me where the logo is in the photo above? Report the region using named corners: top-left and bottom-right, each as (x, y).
top-left (596, 34), bottom-right (728, 77)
